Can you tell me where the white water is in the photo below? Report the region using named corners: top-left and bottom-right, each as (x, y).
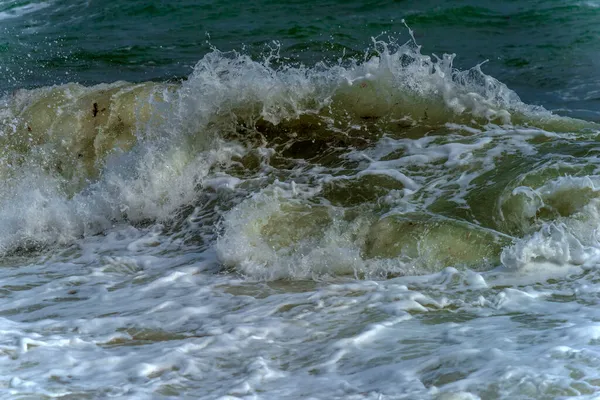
top-left (2, 228), bottom-right (600, 399)
top-left (0, 1), bottom-right (50, 22)
top-left (1, 42), bottom-right (600, 399)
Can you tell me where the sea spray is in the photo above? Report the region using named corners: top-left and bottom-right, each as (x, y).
top-left (0, 37), bottom-right (597, 273)
top-left (2, 6), bottom-right (600, 397)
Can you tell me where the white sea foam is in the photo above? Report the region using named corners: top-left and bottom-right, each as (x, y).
top-left (1, 39), bottom-right (600, 399)
top-left (0, 37), bottom-right (595, 256)
top-left (3, 233), bottom-right (600, 398)
top-left (0, 1), bottom-right (50, 22)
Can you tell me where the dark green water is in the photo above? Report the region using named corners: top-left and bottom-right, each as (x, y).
top-left (2, 0), bottom-right (600, 119)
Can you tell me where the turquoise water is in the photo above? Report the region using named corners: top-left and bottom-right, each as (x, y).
top-left (2, 0), bottom-right (600, 118)
top-left (2, 1), bottom-right (600, 399)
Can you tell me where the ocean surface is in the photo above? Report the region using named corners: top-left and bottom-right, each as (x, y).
top-left (1, 1), bottom-right (600, 399)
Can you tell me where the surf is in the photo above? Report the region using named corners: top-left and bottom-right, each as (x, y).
top-left (0, 36), bottom-right (598, 279)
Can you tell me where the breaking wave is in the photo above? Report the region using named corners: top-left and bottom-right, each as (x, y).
top-left (0, 35), bottom-right (598, 278)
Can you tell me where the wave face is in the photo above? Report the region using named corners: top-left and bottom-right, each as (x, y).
top-left (4, 3), bottom-right (600, 397)
top-left (0, 39), bottom-right (598, 279)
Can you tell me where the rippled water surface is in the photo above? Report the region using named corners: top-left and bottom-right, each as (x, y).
top-left (2, 1), bottom-right (600, 399)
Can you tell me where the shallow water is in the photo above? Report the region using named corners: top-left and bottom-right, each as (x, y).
top-left (2, 1), bottom-right (600, 399)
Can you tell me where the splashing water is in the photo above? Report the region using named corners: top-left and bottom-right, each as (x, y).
top-left (1, 31), bottom-right (600, 399)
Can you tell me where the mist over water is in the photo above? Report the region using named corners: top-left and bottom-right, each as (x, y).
top-left (2, 1), bottom-right (600, 399)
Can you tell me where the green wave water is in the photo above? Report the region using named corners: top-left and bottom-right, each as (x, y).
top-left (1, 1), bottom-right (600, 399)
top-left (2, 0), bottom-right (600, 120)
